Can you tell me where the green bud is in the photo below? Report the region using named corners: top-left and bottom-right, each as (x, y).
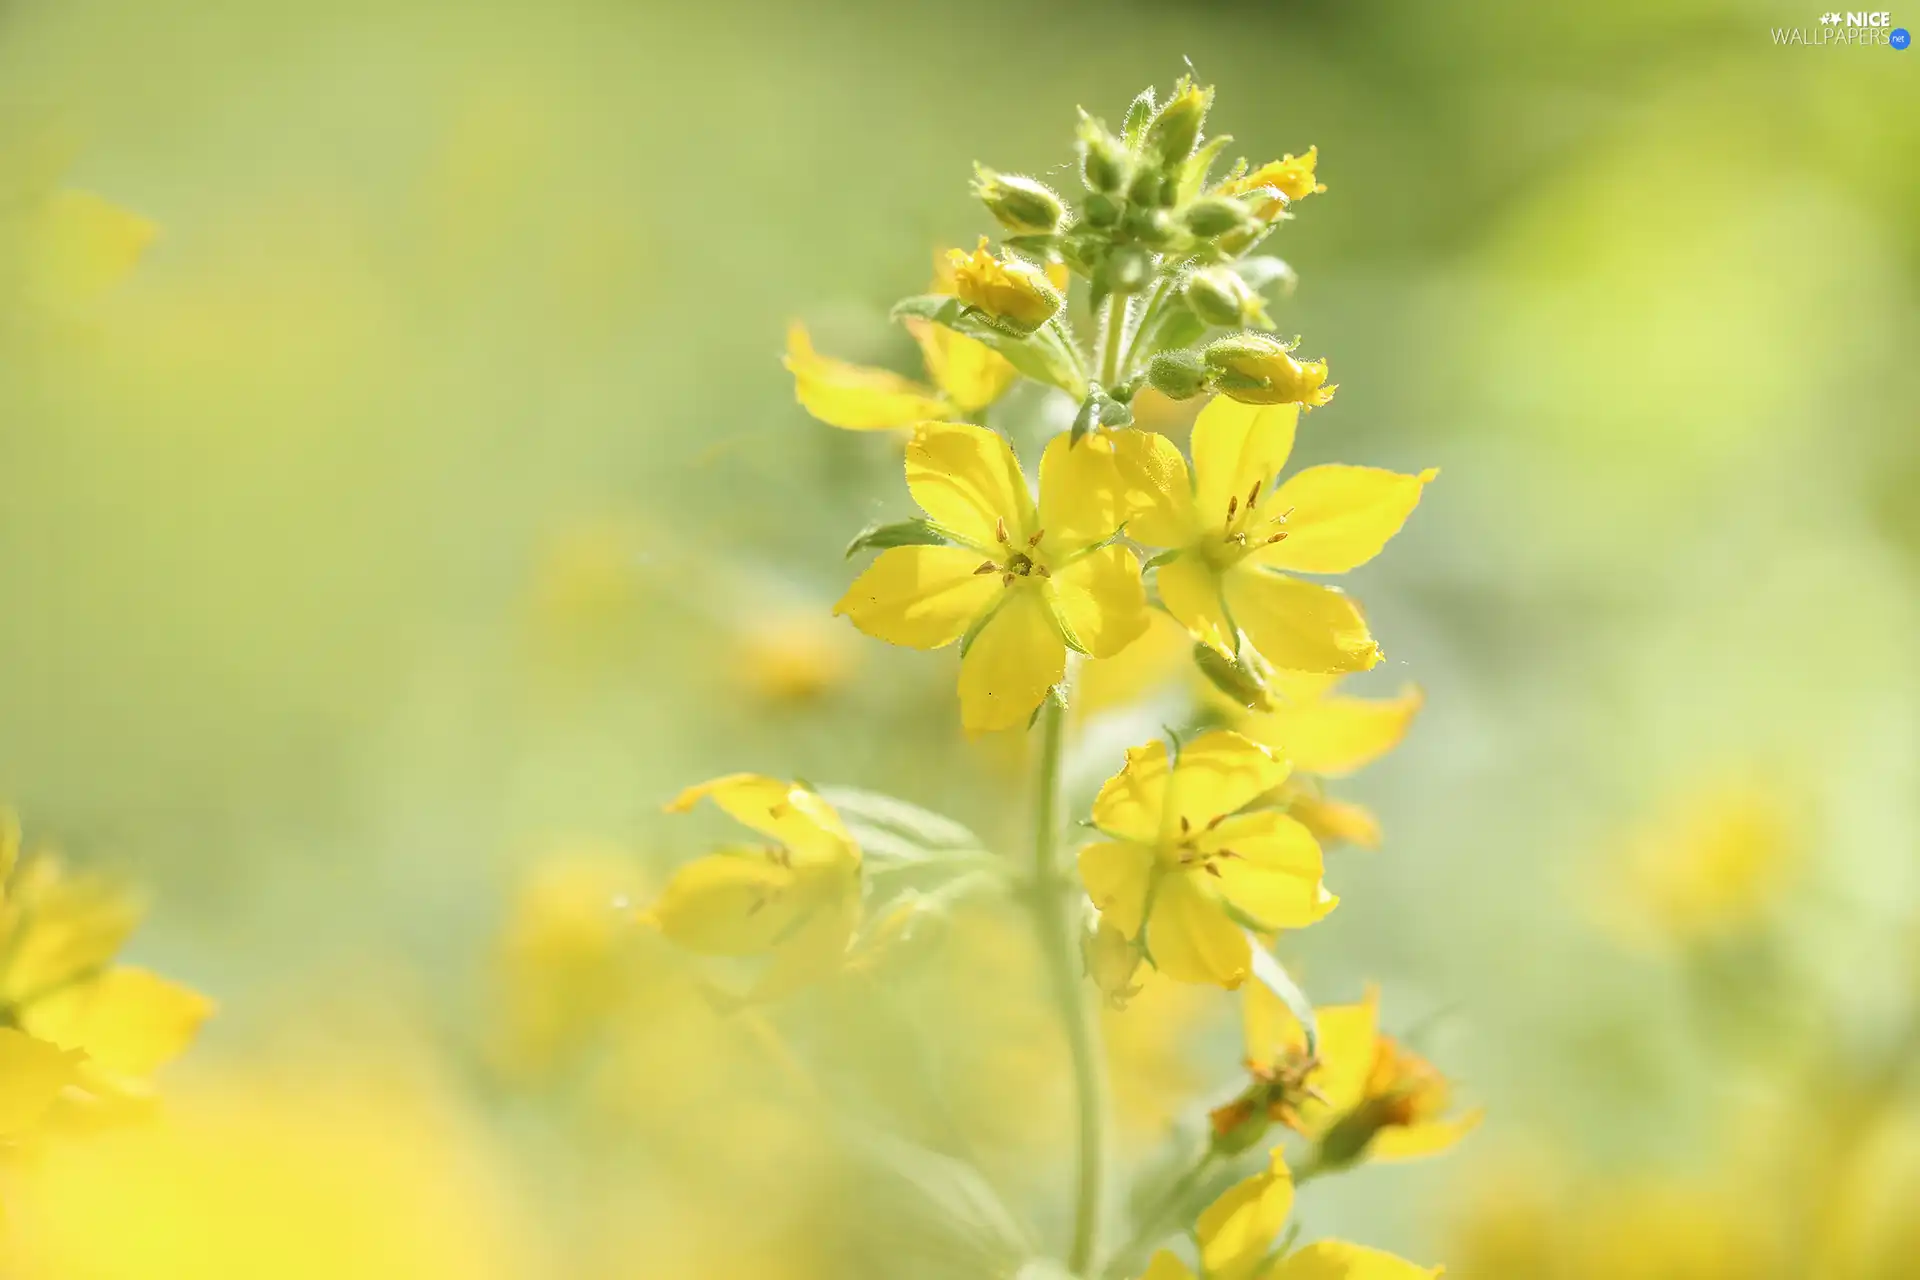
top-left (1121, 87), bottom-right (1156, 147)
top-left (1182, 194), bottom-right (1258, 240)
top-left (1190, 642), bottom-right (1276, 711)
top-left (1144, 77), bottom-right (1213, 169)
top-left (972, 166), bottom-right (1067, 236)
top-left (1057, 228), bottom-right (1107, 275)
top-left (1147, 349), bottom-right (1211, 400)
top-left (1183, 266), bottom-right (1269, 329)
top-left (1081, 191), bottom-right (1123, 229)
top-left (1100, 244), bottom-right (1153, 296)
top-left (1126, 165), bottom-right (1174, 209)
top-left (1314, 1096), bottom-right (1404, 1173)
top-left (1076, 111), bottom-right (1130, 194)
top-left (1125, 205), bottom-right (1178, 250)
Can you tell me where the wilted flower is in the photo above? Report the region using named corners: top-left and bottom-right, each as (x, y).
top-left (946, 238), bottom-right (1063, 335)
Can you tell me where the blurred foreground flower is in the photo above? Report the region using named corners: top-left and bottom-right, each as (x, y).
top-left (0, 126), bottom-right (154, 338)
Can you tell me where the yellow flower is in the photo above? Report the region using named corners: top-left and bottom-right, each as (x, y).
top-left (1123, 397), bottom-right (1435, 675)
top-left (946, 237), bottom-right (1063, 334)
top-left (1077, 730), bottom-right (1334, 988)
top-left (731, 605), bottom-right (858, 704)
top-left (645, 775), bottom-right (862, 997)
top-left (1595, 781), bottom-right (1798, 948)
top-left (1223, 148), bottom-right (1327, 221)
top-left (1238, 674), bottom-right (1424, 778)
top-left (1233, 981), bottom-right (1481, 1167)
top-left (784, 252), bottom-right (1017, 430)
top-left (0, 127), bottom-right (155, 330)
top-left (1204, 334), bottom-right (1338, 409)
top-left (0, 812), bottom-right (212, 1116)
top-left (835, 422), bottom-right (1149, 733)
top-left (1137, 1155), bottom-right (1438, 1280)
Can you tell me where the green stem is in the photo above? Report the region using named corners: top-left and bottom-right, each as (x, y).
top-left (1097, 292), bottom-right (1131, 386)
top-left (1027, 676), bottom-right (1109, 1274)
top-left (1100, 1149), bottom-right (1217, 1279)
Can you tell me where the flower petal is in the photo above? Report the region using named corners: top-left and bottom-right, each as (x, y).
top-left (1308, 990), bottom-right (1382, 1117)
top-left (644, 853), bottom-right (805, 956)
top-left (1108, 428), bottom-right (1197, 547)
top-left (1241, 979), bottom-right (1308, 1068)
top-left (1048, 543), bottom-right (1148, 658)
top-left (1255, 466), bottom-right (1437, 574)
top-left (1038, 432), bottom-right (1130, 553)
top-left (907, 317), bottom-right (1015, 412)
top-left (907, 422), bottom-right (1035, 549)
top-left (750, 871), bottom-right (861, 1000)
top-left (21, 966), bottom-right (213, 1080)
top-left (1223, 570), bottom-right (1380, 674)
top-left (1287, 793), bottom-right (1384, 850)
top-left (0, 1028), bottom-right (84, 1136)
top-left (1204, 811), bottom-right (1332, 930)
top-left (1078, 841), bottom-right (1155, 936)
top-left (1243, 685), bottom-right (1423, 777)
top-left (957, 586), bottom-right (1063, 733)
top-left (1197, 1155), bottom-right (1295, 1280)
top-left (1267, 1241), bottom-right (1442, 1280)
top-left (1190, 397), bottom-right (1298, 533)
top-left (1166, 730), bottom-right (1290, 830)
top-left (1368, 1108), bottom-right (1484, 1162)
top-left (835, 545), bottom-right (1001, 650)
top-left (666, 774), bottom-right (857, 867)
top-left (1156, 554), bottom-right (1236, 658)
top-left (784, 323), bottom-right (951, 430)
top-left (1147, 873), bottom-right (1251, 987)
top-left (1091, 741), bottom-right (1176, 843)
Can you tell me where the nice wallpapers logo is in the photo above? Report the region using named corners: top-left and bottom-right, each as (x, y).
top-left (1773, 10), bottom-right (1912, 45)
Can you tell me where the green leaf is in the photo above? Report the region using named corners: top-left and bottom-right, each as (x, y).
top-left (891, 293), bottom-right (967, 324)
top-left (845, 517), bottom-right (952, 559)
top-left (815, 787), bottom-right (984, 857)
top-left (1122, 88), bottom-right (1157, 147)
top-left (843, 1130), bottom-right (1036, 1278)
top-left (1143, 547), bottom-right (1185, 569)
top-left (1247, 938), bottom-right (1320, 1059)
top-left (1178, 133), bottom-right (1233, 204)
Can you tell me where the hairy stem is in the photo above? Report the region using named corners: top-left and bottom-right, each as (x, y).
top-left (1028, 677), bottom-right (1109, 1274)
top-left (1097, 291), bottom-right (1131, 386)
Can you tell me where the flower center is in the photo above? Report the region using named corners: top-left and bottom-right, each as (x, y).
top-left (973, 517), bottom-right (1051, 588)
top-left (1203, 477), bottom-right (1291, 568)
top-left (1163, 812), bottom-right (1241, 877)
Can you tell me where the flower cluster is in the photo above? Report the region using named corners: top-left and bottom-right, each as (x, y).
top-left (636, 78), bottom-right (1465, 1278)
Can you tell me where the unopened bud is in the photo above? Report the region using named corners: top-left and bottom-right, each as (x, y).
top-left (1076, 112), bottom-right (1130, 194)
top-left (947, 238), bottom-right (1063, 335)
top-left (1127, 206), bottom-right (1179, 250)
top-left (1147, 349), bottom-right (1211, 401)
top-left (1207, 1090), bottom-right (1274, 1156)
top-left (1127, 165), bottom-right (1175, 209)
top-left (1183, 267), bottom-right (1269, 329)
top-left (1144, 78), bottom-right (1213, 168)
top-left (1100, 244), bottom-right (1154, 296)
top-left (1084, 916), bottom-right (1144, 1009)
top-left (1203, 333), bottom-right (1336, 408)
top-left (1182, 194), bottom-right (1258, 240)
top-left (1082, 191), bottom-right (1123, 229)
top-left (1314, 1095), bottom-right (1404, 1173)
top-left (972, 166), bottom-right (1067, 237)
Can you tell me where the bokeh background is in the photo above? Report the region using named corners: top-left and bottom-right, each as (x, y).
top-left (2, 0), bottom-right (1918, 1274)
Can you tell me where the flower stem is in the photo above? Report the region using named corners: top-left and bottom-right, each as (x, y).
top-left (1099, 1149), bottom-right (1217, 1279)
top-left (1097, 292), bottom-right (1131, 387)
top-left (1027, 677), bottom-right (1109, 1274)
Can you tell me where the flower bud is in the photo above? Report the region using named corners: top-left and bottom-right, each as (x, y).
top-left (1207, 1089), bottom-right (1275, 1156)
top-left (1144, 78), bottom-right (1213, 169)
top-left (1183, 266), bottom-right (1269, 329)
top-left (1081, 191), bottom-right (1123, 229)
top-left (1126, 206), bottom-right (1179, 250)
top-left (1181, 194), bottom-right (1258, 240)
top-left (1147, 349), bottom-right (1211, 400)
top-left (1203, 333), bottom-right (1336, 408)
top-left (972, 166), bottom-right (1067, 236)
top-left (1127, 165), bottom-right (1175, 209)
top-left (1313, 1095), bottom-right (1405, 1173)
top-left (1076, 111), bottom-right (1130, 194)
top-left (1084, 916), bottom-right (1144, 1009)
top-left (1100, 244), bottom-right (1153, 296)
top-left (947, 238), bottom-right (1063, 335)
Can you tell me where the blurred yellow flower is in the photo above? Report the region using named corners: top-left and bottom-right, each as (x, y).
top-left (647, 774), bottom-right (861, 997)
top-left (0, 812), bottom-right (211, 1119)
top-left (836, 422), bottom-right (1148, 733)
top-left (3, 1062), bottom-right (537, 1279)
top-left (1125, 397), bottom-right (1433, 674)
top-left (946, 237), bottom-right (1063, 334)
top-left (1238, 675), bottom-right (1424, 778)
top-left (1077, 608), bottom-right (1195, 721)
top-left (1232, 981), bottom-right (1480, 1167)
top-left (731, 605), bottom-right (859, 703)
top-left (1078, 730), bottom-right (1334, 988)
top-left (0, 129), bottom-right (155, 330)
top-left (785, 249), bottom-right (1019, 431)
top-left (1596, 781), bottom-right (1799, 948)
